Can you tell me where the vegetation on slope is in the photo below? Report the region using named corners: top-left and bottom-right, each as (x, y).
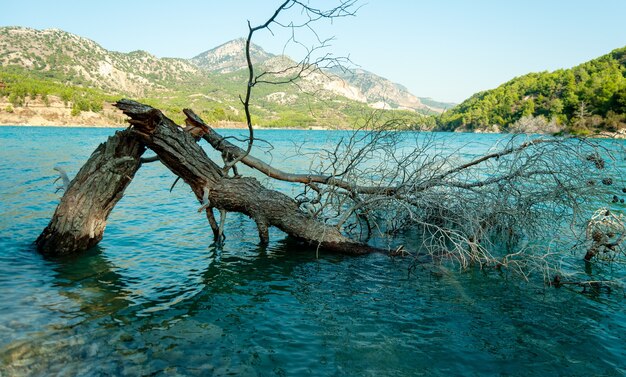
top-left (0, 27), bottom-right (433, 129)
top-left (0, 68), bottom-right (115, 116)
top-left (438, 47), bottom-right (626, 135)
top-left (0, 64), bottom-right (431, 128)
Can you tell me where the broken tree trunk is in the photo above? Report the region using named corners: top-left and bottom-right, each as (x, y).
top-left (115, 99), bottom-right (381, 255)
top-left (36, 129), bottom-right (145, 256)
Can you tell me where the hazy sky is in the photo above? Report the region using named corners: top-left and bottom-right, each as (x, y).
top-left (2, 0), bottom-right (626, 103)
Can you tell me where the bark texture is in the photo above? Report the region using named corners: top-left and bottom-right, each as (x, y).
top-left (36, 129), bottom-right (145, 256)
top-left (116, 99), bottom-right (381, 255)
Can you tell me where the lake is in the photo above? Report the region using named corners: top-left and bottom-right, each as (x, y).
top-left (0, 126), bottom-right (624, 376)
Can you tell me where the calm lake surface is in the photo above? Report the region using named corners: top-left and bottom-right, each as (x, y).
top-left (0, 126), bottom-right (624, 376)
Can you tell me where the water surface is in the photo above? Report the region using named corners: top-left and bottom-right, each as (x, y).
top-left (0, 127), bottom-right (624, 376)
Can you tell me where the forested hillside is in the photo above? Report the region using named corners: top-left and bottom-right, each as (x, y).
top-left (0, 27), bottom-right (438, 128)
top-left (438, 47), bottom-right (626, 135)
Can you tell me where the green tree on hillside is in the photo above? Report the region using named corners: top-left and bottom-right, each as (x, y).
top-left (439, 46), bottom-right (626, 134)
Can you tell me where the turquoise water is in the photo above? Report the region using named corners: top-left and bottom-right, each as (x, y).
top-left (0, 126), bottom-right (624, 376)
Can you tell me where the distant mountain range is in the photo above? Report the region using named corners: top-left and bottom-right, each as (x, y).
top-left (0, 27), bottom-right (454, 127)
top-left (192, 38), bottom-right (454, 112)
top-left (6, 26), bottom-right (621, 135)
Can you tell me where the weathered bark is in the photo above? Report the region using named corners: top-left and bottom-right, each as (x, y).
top-left (115, 99), bottom-right (381, 255)
top-left (36, 129), bottom-right (145, 256)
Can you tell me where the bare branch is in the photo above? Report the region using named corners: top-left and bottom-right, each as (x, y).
top-left (223, 0), bottom-right (360, 176)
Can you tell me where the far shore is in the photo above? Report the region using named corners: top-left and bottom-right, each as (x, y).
top-left (0, 122), bottom-right (333, 131)
top-left (0, 123), bottom-right (124, 128)
top-left (2, 97), bottom-right (623, 138)
top-left (2, 122), bottom-right (625, 139)
top-left (0, 96), bottom-right (336, 130)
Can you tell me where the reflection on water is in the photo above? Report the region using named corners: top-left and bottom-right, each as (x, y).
top-left (0, 127), bottom-right (625, 376)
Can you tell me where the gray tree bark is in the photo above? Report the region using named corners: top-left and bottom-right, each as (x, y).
top-left (36, 129), bottom-right (145, 256)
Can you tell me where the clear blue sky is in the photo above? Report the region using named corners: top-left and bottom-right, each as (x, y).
top-left (2, 0), bottom-right (626, 103)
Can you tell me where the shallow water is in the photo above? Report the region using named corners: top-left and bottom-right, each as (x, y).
top-left (0, 127), bottom-right (625, 376)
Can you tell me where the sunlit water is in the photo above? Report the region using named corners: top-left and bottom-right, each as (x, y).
top-left (0, 126), bottom-right (624, 376)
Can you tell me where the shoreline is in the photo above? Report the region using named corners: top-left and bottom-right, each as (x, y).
top-left (2, 123), bottom-right (624, 139)
top-left (0, 123), bottom-right (125, 128)
top-left (1, 123), bottom-right (624, 138)
top-left (0, 123), bottom-right (333, 131)
top-left (0, 97), bottom-right (332, 131)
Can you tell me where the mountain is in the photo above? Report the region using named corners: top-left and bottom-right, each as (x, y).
top-left (0, 27), bottom-right (201, 96)
top-left (418, 97), bottom-right (456, 111)
top-left (331, 68), bottom-right (435, 111)
top-left (192, 38), bottom-right (273, 73)
top-left (0, 27), bottom-right (444, 128)
top-left (192, 39), bottom-right (444, 113)
top-left (438, 47), bottom-right (626, 135)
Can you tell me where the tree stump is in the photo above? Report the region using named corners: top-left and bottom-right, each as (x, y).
top-left (36, 129), bottom-right (145, 256)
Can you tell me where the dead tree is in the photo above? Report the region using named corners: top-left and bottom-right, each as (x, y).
top-left (193, 104), bottom-right (624, 272)
top-left (36, 100), bottom-right (381, 257)
top-left (35, 0), bottom-right (625, 286)
top-left (36, 98), bottom-right (624, 280)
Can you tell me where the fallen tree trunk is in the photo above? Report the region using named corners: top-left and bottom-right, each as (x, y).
top-left (36, 129), bottom-right (145, 256)
top-left (114, 99), bottom-right (381, 255)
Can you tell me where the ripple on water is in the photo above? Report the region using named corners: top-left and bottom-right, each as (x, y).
top-left (1, 127), bottom-right (625, 376)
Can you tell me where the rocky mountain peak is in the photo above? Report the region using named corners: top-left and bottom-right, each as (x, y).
top-left (191, 38), bottom-right (274, 73)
